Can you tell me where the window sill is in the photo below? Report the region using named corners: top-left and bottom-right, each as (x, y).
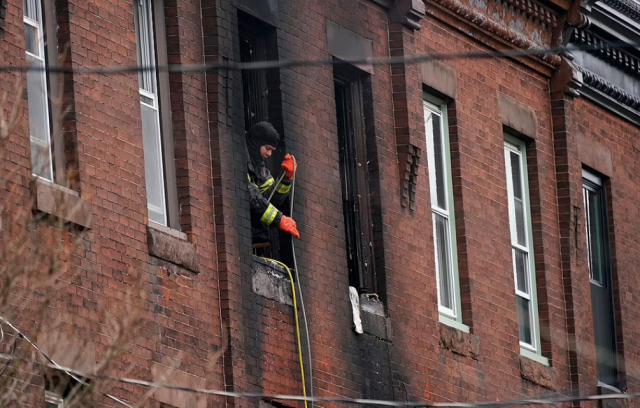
top-left (147, 223), bottom-right (198, 272)
top-left (439, 319), bottom-right (479, 360)
top-left (30, 178), bottom-right (92, 229)
top-left (439, 313), bottom-right (470, 333)
top-left (519, 354), bottom-right (555, 389)
top-left (251, 256), bottom-right (293, 306)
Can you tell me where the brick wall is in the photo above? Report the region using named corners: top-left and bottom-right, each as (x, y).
top-left (2, 0), bottom-right (639, 407)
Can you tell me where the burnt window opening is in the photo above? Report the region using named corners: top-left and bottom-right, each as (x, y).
top-left (238, 11), bottom-right (291, 265)
top-left (334, 66), bottom-right (376, 293)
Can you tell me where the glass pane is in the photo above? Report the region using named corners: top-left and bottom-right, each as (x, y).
top-left (26, 56), bottom-right (52, 180)
top-left (434, 213), bottom-right (454, 311)
top-left (510, 151), bottom-right (522, 199)
top-left (425, 107), bottom-right (448, 211)
top-left (134, 0), bottom-right (157, 95)
top-left (24, 0), bottom-right (39, 21)
top-left (24, 23), bottom-right (39, 55)
top-left (514, 248), bottom-right (529, 294)
top-left (586, 188), bottom-right (606, 285)
top-left (432, 113), bottom-right (447, 210)
top-left (141, 104), bottom-right (166, 225)
top-left (517, 295), bottom-right (533, 346)
top-left (514, 197), bottom-right (526, 246)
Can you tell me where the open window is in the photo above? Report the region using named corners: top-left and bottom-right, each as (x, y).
top-left (333, 66), bottom-right (376, 293)
top-left (238, 11), bottom-right (289, 263)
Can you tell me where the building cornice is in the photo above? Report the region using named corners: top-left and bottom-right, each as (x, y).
top-left (578, 67), bottom-right (640, 109)
top-left (428, 0), bottom-right (562, 65)
top-left (500, 0), bottom-right (558, 28)
top-left (570, 29), bottom-right (640, 76)
top-left (600, 0), bottom-right (640, 22)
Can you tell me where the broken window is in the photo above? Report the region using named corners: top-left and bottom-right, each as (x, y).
top-left (239, 11), bottom-right (289, 263)
top-left (334, 68), bottom-right (376, 293)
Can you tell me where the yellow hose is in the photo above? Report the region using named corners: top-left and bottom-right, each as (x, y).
top-left (261, 257), bottom-right (308, 408)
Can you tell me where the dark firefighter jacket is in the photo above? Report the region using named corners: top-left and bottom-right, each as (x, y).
top-left (248, 158), bottom-right (293, 243)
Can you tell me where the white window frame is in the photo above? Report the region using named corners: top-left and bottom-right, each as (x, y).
top-left (45, 390), bottom-right (64, 408)
top-left (504, 137), bottom-right (541, 355)
top-left (24, 0), bottom-right (54, 181)
top-left (424, 96), bottom-right (463, 327)
top-left (134, 0), bottom-right (168, 226)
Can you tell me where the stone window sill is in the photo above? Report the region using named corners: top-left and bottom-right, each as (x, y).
top-left (251, 256), bottom-right (293, 306)
top-left (439, 321), bottom-right (479, 360)
top-left (147, 222), bottom-right (198, 272)
top-left (519, 355), bottom-right (556, 389)
top-left (30, 178), bottom-right (92, 229)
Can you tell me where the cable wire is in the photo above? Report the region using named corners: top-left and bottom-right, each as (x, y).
top-left (288, 160), bottom-right (315, 408)
top-left (0, 42), bottom-right (638, 74)
top-left (0, 352), bottom-right (638, 408)
top-left (0, 315), bottom-right (133, 408)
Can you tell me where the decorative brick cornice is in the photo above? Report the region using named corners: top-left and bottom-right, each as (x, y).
top-left (571, 29), bottom-right (640, 75)
top-left (429, 0), bottom-right (561, 65)
top-left (601, 0), bottom-right (640, 22)
top-left (578, 66), bottom-right (640, 110)
top-left (499, 0), bottom-right (558, 28)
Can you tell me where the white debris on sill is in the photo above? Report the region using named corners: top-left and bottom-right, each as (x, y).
top-left (349, 286), bottom-right (363, 334)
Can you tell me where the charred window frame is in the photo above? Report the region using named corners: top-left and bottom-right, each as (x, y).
top-left (238, 11), bottom-right (289, 262)
top-left (333, 66), bottom-right (376, 293)
top-left (133, 0), bottom-right (179, 229)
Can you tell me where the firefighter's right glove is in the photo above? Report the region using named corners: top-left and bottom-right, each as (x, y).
top-left (279, 215), bottom-right (300, 239)
top-left (281, 154), bottom-right (297, 179)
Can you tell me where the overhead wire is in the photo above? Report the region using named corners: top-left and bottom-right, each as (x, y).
top-left (0, 42), bottom-right (637, 74)
top-left (0, 315), bottom-right (133, 408)
top-left (0, 352), bottom-right (639, 408)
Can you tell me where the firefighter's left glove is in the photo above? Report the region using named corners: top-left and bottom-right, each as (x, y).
top-left (279, 215), bottom-right (300, 239)
top-left (281, 154), bottom-right (297, 179)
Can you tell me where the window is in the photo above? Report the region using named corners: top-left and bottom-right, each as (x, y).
top-left (504, 137), bottom-right (543, 358)
top-left (334, 68), bottom-right (375, 293)
top-left (583, 169), bottom-right (619, 388)
top-left (45, 391), bottom-right (63, 408)
top-left (24, 0), bottom-right (54, 181)
top-left (134, 0), bottom-right (179, 229)
top-left (239, 11), bottom-right (289, 262)
top-left (423, 96), bottom-right (464, 328)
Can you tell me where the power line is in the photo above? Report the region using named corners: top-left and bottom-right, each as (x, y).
top-left (0, 42), bottom-right (637, 74)
top-left (0, 350), bottom-right (638, 408)
top-left (0, 315), bottom-right (133, 408)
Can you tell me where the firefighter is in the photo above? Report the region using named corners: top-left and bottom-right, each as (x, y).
top-left (246, 122), bottom-right (300, 245)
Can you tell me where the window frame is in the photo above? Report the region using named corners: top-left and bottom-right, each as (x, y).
top-left (423, 93), bottom-right (464, 329)
top-left (45, 390), bottom-right (64, 408)
top-left (333, 68), bottom-right (376, 293)
top-left (133, 0), bottom-right (179, 230)
top-left (24, 0), bottom-right (62, 183)
top-left (504, 135), bottom-right (544, 360)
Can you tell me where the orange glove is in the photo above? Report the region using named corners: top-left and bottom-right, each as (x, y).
top-left (279, 215), bottom-right (300, 239)
top-left (281, 154), bottom-right (297, 179)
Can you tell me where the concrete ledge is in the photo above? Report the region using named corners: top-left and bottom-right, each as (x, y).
top-left (520, 355), bottom-right (556, 389)
top-left (359, 295), bottom-right (391, 340)
top-left (418, 60), bottom-right (458, 99)
top-left (147, 224), bottom-right (198, 272)
top-left (31, 178), bottom-right (92, 229)
top-left (498, 93), bottom-right (538, 140)
top-left (252, 257), bottom-right (293, 306)
top-left (577, 134), bottom-right (613, 176)
top-left (439, 323), bottom-right (479, 359)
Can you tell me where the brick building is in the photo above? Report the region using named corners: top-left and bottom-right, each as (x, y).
top-left (1, 0), bottom-right (640, 406)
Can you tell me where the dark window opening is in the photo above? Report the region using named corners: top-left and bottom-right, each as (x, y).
top-left (583, 169), bottom-right (619, 389)
top-left (238, 11), bottom-right (291, 265)
top-left (334, 67), bottom-right (376, 293)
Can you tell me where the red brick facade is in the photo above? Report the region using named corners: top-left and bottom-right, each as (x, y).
top-left (1, 0), bottom-right (639, 407)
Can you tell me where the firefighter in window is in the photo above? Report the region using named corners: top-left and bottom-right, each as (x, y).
top-left (246, 122), bottom-right (300, 248)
